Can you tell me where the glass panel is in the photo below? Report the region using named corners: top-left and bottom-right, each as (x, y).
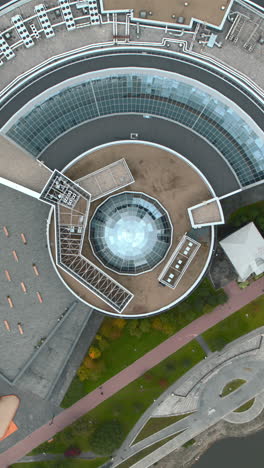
top-left (90, 192), bottom-right (172, 275)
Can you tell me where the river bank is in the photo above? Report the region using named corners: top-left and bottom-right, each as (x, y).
top-left (154, 407), bottom-right (264, 467)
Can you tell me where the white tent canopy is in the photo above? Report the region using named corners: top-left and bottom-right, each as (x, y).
top-left (220, 222), bottom-right (264, 282)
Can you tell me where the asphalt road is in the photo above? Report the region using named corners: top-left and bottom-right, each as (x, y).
top-left (1, 52), bottom-right (263, 130)
top-left (41, 114), bottom-right (240, 197)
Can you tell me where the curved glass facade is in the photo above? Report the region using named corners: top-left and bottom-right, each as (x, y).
top-left (6, 72), bottom-right (264, 186)
top-left (89, 192), bottom-right (172, 275)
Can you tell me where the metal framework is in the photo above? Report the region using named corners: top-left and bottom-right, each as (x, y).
top-left (40, 169), bottom-right (134, 313)
top-left (158, 234), bottom-right (201, 289)
top-left (76, 158), bottom-right (135, 201)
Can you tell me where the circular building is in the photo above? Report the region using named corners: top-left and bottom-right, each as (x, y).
top-left (1, 50), bottom-right (263, 318)
top-left (47, 141), bottom-right (216, 316)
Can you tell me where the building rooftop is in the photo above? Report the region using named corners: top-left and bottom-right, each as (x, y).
top-left (220, 222), bottom-right (264, 281)
top-left (101, 0), bottom-right (232, 27)
top-left (49, 142), bottom-right (214, 316)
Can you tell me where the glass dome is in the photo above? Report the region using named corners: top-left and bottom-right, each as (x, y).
top-left (89, 192), bottom-right (172, 275)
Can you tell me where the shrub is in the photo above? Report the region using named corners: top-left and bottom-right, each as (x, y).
top-left (207, 295), bottom-right (219, 307)
top-left (165, 361), bottom-right (176, 372)
top-left (64, 446), bottom-right (81, 457)
top-left (77, 365), bottom-right (92, 382)
top-left (127, 319), bottom-right (142, 337)
top-left (113, 318), bottom-right (126, 329)
top-left (216, 290), bottom-right (228, 305)
top-left (139, 318), bottom-right (151, 333)
top-left (158, 378), bottom-right (169, 388)
top-left (89, 346), bottom-right (101, 360)
top-left (100, 318), bottom-right (122, 340)
top-left (90, 420), bottom-right (123, 455)
top-left (97, 337), bottom-right (109, 352)
top-left (83, 356), bottom-right (97, 369)
top-left (151, 317), bottom-right (163, 331)
top-left (77, 360), bottom-right (104, 382)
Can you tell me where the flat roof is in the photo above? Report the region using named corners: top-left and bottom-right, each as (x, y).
top-left (101, 0), bottom-right (232, 27)
top-left (49, 142), bottom-right (213, 316)
top-left (77, 158), bottom-right (134, 201)
top-left (188, 198), bottom-right (224, 227)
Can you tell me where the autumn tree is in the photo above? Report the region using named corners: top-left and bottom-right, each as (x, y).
top-left (89, 345), bottom-right (101, 360)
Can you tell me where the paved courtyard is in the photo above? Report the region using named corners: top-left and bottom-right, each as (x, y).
top-left (0, 184), bottom-right (102, 452)
top-left (0, 184), bottom-right (76, 380)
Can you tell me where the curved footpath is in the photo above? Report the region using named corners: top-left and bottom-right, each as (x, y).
top-left (0, 278), bottom-right (263, 467)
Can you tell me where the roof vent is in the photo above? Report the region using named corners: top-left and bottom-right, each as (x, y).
top-left (177, 16), bottom-right (185, 24)
top-left (139, 10), bottom-right (147, 18)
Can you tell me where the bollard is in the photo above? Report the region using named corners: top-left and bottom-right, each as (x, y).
top-left (4, 320), bottom-right (10, 331)
top-left (4, 270), bottom-right (11, 281)
top-left (36, 292), bottom-right (43, 303)
top-left (20, 233), bottom-right (27, 244)
top-left (32, 264), bottom-right (39, 276)
top-left (7, 296), bottom-right (14, 308)
top-left (3, 226), bottom-right (9, 237)
top-left (20, 282), bottom-right (27, 293)
top-left (12, 250), bottom-right (18, 262)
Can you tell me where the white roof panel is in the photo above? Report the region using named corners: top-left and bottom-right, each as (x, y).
top-left (220, 222), bottom-right (264, 281)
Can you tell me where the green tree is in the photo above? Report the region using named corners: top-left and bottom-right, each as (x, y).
top-left (90, 420), bottom-right (123, 454)
top-left (207, 295), bottom-right (219, 307)
top-left (139, 318), bottom-right (151, 333)
top-left (216, 290), bottom-right (228, 305)
top-left (127, 319), bottom-right (142, 337)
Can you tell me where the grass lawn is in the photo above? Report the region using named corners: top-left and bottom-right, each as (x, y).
top-left (235, 399), bottom-right (255, 413)
top-left (63, 279), bottom-right (223, 408)
top-left (183, 438), bottom-right (196, 448)
top-left (133, 414), bottom-right (190, 444)
top-left (32, 341), bottom-right (204, 456)
top-left (202, 295), bottom-right (264, 352)
top-left (11, 458), bottom-right (109, 468)
top-left (221, 379), bottom-right (246, 397)
top-left (228, 200), bottom-right (264, 233)
top-left (62, 327), bottom-right (168, 408)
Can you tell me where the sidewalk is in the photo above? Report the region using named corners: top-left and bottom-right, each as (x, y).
top-left (0, 278), bottom-right (263, 467)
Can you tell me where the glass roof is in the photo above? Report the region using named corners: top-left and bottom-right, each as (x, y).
top-left (89, 192), bottom-right (172, 275)
top-left (6, 71), bottom-right (264, 187)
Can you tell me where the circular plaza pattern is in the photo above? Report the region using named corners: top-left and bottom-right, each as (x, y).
top-left (48, 141), bottom-right (215, 317)
top-left (89, 191), bottom-right (172, 275)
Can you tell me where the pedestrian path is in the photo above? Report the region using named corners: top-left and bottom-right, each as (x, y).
top-left (0, 278), bottom-right (263, 468)
top-left (195, 335), bottom-right (212, 355)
